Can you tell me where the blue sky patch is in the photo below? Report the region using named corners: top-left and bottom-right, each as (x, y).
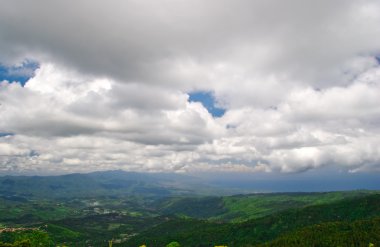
top-left (188, 91), bottom-right (226, 117)
top-left (376, 56), bottom-right (380, 64)
top-left (0, 132), bottom-right (15, 137)
top-left (0, 60), bottom-right (39, 86)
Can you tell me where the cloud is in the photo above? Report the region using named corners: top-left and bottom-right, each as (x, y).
top-left (1, 1), bottom-right (380, 174)
top-left (1, 63), bottom-right (221, 144)
top-left (2, 1), bottom-right (380, 87)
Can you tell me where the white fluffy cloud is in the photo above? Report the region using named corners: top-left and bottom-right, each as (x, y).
top-left (1, 0), bottom-right (380, 174)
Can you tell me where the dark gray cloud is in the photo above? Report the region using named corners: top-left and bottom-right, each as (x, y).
top-left (1, 1), bottom-right (379, 87)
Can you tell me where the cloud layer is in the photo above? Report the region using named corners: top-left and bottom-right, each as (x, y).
top-left (1, 0), bottom-right (380, 174)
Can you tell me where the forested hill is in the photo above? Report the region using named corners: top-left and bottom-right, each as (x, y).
top-left (258, 217), bottom-right (380, 247)
top-left (154, 190), bottom-right (375, 222)
top-left (125, 193), bottom-right (380, 247)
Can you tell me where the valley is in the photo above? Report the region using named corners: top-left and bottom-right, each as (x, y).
top-left (0, 171), bottom-right (379, 246)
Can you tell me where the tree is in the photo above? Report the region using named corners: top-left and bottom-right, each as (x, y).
top-left (166, 241), bottom-right (181, 247)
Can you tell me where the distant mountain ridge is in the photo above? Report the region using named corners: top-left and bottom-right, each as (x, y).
top-left (0, 170), bottom-right (224, 199)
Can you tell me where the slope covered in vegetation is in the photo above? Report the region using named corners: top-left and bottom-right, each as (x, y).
top-left (125, 193), bottom-right (380, 246)
top-left (259, 217), bottom-right (380, 247)
top-left (156, 190), bottom-right (374, 222)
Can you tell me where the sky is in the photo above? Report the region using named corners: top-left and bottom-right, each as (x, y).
top-left (1, 1), bottom-right (380, 186)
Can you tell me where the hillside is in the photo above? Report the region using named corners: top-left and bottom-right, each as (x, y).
top-left (259, 217), bottom-right (380, 247)
top-left (125, 193), bottom-right (380, 246)
top-left (156, 190), bottom-right (375, 222)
